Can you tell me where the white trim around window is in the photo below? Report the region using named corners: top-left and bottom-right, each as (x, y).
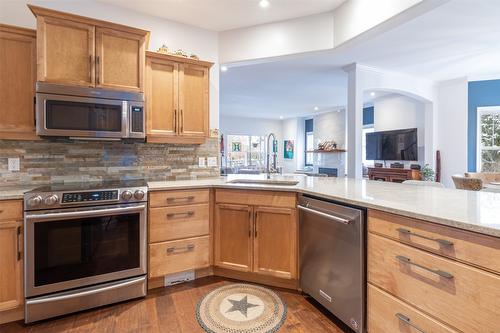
top-left (476, 106), bottom-right (500, 172)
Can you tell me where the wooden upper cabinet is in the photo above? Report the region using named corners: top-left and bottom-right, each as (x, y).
top-left (37, 17), bottom-right (94, 86)
top-left (146, 56), bottom-right (179, 139)
top-left (96, 28), bottom-right (145, 91)
top-left (0, 24), bottom-right (37, 140)
top-left (253, 206), bottom-right (297, 279)
top-left (145, 52), bottom-right (212, 144)
top-left (179, 63), bottom-right (209, 138)
top-left (29, 5), bottom-right (149, 92)
top-left (214, 203), bottom-right (253, 272)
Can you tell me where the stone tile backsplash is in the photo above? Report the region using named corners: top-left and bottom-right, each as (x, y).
top-left (0, 138), bottom-right (220, 186)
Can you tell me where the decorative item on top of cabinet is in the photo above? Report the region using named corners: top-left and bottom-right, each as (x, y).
top-left (28, 5), bottom-right (149, 92)
top-left (0, 200), bottom-right (24, 324)
top-left (146, 51), bottom-right (212, 144)
top-left (0, 24), bottom-right (38, 140)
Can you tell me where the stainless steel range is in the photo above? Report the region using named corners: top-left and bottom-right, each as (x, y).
top-left (23, 180), bottom-right (148, 323)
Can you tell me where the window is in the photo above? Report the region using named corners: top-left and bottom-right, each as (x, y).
top-left (305, 119), bottom-right (314, 166)
top-left (362, 126), bottom-right (375, 166)
top-left (226, 135), bottom-right (266, 169)
top-left (477, 107), bottom-right (500, 172)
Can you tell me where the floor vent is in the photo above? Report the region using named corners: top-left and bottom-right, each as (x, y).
top-left (164, 270), bottom-right (195, 286)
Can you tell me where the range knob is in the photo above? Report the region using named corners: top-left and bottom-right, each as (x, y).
top-left (44, 194), bottom-right (59, 206)
top-left (28, 195), bottom-right (42, 208)
top-left (121, 190), bottom-right (133, 201)
top-left (134, 190), bottom-right (145, 200)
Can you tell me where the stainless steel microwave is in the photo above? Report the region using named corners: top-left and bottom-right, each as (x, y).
top-left (36, 82), bottom-right (145, 140)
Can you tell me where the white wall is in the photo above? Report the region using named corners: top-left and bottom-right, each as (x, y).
top-left (373, 94), bottom-right (426, 165)
top-left (0, 0), bottom-right (220, 127)
top-left (219, 12), bottom-right (334, 64)
top-left (333, 0), bottom-right (422, 46)
top-left (436, 77), bottom-right (468, 188)
top-left (313, 110), bottom-right (347, 176)
top-left (282, 118), bottom-right (306, 173)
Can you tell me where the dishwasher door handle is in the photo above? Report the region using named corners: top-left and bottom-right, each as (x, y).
top-left (298, 205), bottom-right (351, 225)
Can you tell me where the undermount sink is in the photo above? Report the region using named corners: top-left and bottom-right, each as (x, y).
top-left (226, 179), bottom-right (300, 186)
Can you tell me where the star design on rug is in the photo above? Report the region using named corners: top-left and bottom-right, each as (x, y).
top-left (226, 295), bottom-right (260, 317)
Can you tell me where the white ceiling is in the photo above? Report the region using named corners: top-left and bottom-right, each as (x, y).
top-left (97, 0), bottom-right (346, 31)
top-left (221, 0), bottom-right (500, 119)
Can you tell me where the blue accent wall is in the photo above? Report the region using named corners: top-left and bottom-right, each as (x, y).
top-left (363, 106), bottom-right (374, 126)
top-left (468, 79), bottom-right (500, 171)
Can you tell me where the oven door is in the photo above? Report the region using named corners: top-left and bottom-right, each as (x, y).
top-left (25, 203), bottom-right (147, 298)
top-left (36, 93), bottom-right (128, 138)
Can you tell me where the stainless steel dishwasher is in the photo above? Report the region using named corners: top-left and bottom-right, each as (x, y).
top-left (298, 194), bottom-right (366, 333)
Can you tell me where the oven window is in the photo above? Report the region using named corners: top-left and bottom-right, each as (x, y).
top-left (45, 100), bottom-right (122, 132)
top-left (34, 213), bottom-right (140, 286)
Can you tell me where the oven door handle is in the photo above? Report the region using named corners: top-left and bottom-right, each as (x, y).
top-left (25, 204), bottom-right (146, 221)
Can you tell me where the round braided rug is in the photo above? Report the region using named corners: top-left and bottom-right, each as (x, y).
top-left (196, 283), bottom-right (287, 333)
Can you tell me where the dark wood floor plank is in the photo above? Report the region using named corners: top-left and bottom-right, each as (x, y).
top-left (0, 277), bottom-right (348, 333)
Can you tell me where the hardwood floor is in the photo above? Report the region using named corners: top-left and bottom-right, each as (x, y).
top-left (1, 277), bottom-right (351, 333)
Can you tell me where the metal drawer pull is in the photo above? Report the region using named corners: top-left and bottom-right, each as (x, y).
top-left (396, 255), bottom-right (454, 279)
top-left (395, 313), bottom-right (427, 333)
top-left (167, 196), bottom-right (195, 203)
top-left (397, 228), bottom-right (454, 246)
top-left (297, 205), bottom-right (351, 225)
top-left (16, 226), bottom-right (21, 261)
top-left (167, 244), bottom-right (195, 254)
top-left (166, 211), bottom-right (195, 219)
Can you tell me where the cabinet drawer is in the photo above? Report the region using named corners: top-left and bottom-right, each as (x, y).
top-left (368, 233), bottom-right (500, 333)
top-left (368, 284), bottom-right (458, 333)
top-left (215, 189), bottom-right (296, 208)
top-left (149, 236), bottom-right (209, 278)
top-left (149, 189), bottom-right (209, 208)
top-left (0, 200), bottom-right (23, 221)
top-left (149, 204), bottom-right (209, 242)
top-left (369, 209), bottom-right (500, 274)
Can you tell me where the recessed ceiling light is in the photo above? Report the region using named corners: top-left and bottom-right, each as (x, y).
top-left (314, 106), bottom-right (319, 111)
top-left (221, 65), bottom-right (228, 72)
top-left (279, 115), bottom-right (284, 120)
top-left (370, 92), bottom-right (376, 97)
top-left (259, 0), bottom-right (270, 8)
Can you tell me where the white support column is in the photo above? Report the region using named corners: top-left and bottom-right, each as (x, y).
top-left (345, 64), bottom-right (364, 179)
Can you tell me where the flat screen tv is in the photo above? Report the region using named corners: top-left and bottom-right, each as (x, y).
top-left (366, 128), bottom-right (418, 161)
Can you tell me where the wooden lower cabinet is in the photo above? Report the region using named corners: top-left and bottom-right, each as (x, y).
top-left (253, 206), bottom-right (297, 279)
top-left (214, 190), bottom-right (298, 282)
top-left (214, 203), bottom-right (253, 272)
top-left (368, 284), bottom-right (458, 333)
top-left (0, 219), bottom-right (23, 324)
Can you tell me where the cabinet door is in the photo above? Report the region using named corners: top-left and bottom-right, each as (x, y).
top-left (178, 63), bottom-right (209, 138)
top-left (253, 207), bottom-right (297, 279)
top-left (0, 221), bottom-right (22, 312)
top-left (96, 27), bottom-right (145, 92)
top-left (146, 57), bottom-right (179, 140)
top-left (214, 204), bottom-right (253, 272)
top-left (37, 16), bottom-right (95, 86)
top-left (0, 25), bottom-right (37, 140)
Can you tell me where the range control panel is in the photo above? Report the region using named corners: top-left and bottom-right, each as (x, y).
top-left (62, 190), bottom-right (119, 203)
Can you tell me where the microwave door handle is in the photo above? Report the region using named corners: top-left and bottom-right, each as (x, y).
top-left (122, 101), bottom-right (130, 138)
top-left (25, 204), bottom-right (146, 221)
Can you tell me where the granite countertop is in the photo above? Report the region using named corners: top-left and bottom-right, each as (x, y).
top-left (149, 174), bottom-right (500, 238)
top-left (0, 185), bottom-right (37, 201)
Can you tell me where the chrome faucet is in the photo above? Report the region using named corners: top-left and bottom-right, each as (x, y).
top-left (266, 133), bottom-right (277, 179)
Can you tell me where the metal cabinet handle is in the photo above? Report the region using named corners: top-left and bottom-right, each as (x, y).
top-left (395, 313), bottom-right (427, 333)
top-left (174, 109), bottom-right (177, 133)
top-left (89, 55), bottom-right (92, 83)
top-left (167, 196), bottom-right (194, 203)
top-left (96, 55), bottom-right (100, 85)
top-left (397, 228), bottom-right (454, 246)
top-left (166, 211), bottom-right (194, 219)
top-left (180, 109), bottom-right (184, 133)
top-left (297, 205), bottom-right (351, 225)
top-left (396, 255), bottom-right (454, 279)
top-left (16, 226), bottom-right (21, 261)
top-left (167, 244), bottom-right (195, 254)
top-left (254, 211), bottom-right (258, 238)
